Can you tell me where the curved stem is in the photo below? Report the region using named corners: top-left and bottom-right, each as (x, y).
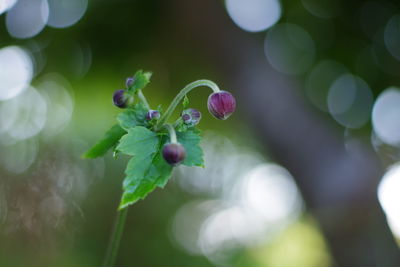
top-left (154, 80), bottom-right (220, 130)
top-left (103, 207), bottom-right (129, 267)
top-left (164, 123), bottom-right (177, 143)
top-left (137, 90), bottom-right (150, 109)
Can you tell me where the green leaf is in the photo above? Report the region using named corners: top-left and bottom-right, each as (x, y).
top-left (120, 149), bottom-right (172, 208)
top-left (116, 126), bottom-right (158, 156)
top-left (117, 103), bottom-right (148, 131)
top-left (177, 128), bottom-right (204, 167)
top-left (82, 124), bottom-right (126, 159)
top-left (118, 130), bottom-right (173, 209)
top-left (150, 147), bottom-right (174, 188)
top-left (127, 70), bottom-right (152, 93)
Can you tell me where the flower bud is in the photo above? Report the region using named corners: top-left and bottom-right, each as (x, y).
top-left (126, 77), bottom-right (135, 88)
top-left (146, 110), bottom-right (161, 121)
top-left (207, 91), bottom-right (236, 120)
top-left (181, 108), bottom-right (201, 126)
top-left (162, 143), bottom-right (186, 166)
top-left (113, 89), bottom-right (131, 108)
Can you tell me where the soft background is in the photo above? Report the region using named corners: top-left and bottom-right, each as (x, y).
top-left (1, 0), bottom-right (400, 266)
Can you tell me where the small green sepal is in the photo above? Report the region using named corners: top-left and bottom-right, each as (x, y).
top-left (126, 70), bottom-right (152, 93)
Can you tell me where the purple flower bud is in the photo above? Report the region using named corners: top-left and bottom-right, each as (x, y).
top-left (113, 89), bottom-right (130, 108)
top-left (146, 109), bottom-right (161, 121)
top-left (182, 114), bottom-right (190, 121)
top-left (162, 143), bottom-right (186, 166)
top-left (126, 77), bottom-right (135, 88)
top-left (207, 91), bottom-right (236, 120)
top-left (181, 108), bottom-right (201, 126)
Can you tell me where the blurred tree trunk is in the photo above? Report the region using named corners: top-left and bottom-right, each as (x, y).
top-left (171, 1), bottom-right (400, 266)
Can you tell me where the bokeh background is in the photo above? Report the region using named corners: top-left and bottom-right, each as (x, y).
top-left (1, 0), bottom-right (400, 266)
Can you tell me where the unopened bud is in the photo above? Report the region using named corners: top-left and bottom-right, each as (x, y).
top-left (181, 108), bottom-right (201, 126)
top-left (113, 89), bottom-right (131, 108)
top-left (146, 110), bottom-right (161, 121)
top-left (207, 91), bottom-right (236, 120)
top-left (126, 77), bottom-right (135, 88)
top-left (162, 143), bottom-right (186, 166)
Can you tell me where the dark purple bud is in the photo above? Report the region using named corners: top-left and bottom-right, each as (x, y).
top-left (181, 108), bottom-right (201, 126)
top-left (126, 77), bottom-right (135, 88)
top-left (162, 143), bottom-right (186, 166)
top-left (182, 114), bottom-right (190, 121)
top-left (146, 110), bottom-right (161, 121)
top-left (207, 91), bottom-right (236, 120)
top-left (113, 89), bottom-right (130, 108)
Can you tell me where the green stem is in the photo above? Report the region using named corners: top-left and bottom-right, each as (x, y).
top-left (164, 123), bottom-right (177, 143)
top-left (137, 90), bottom-right (150, 109)
top-left (154, 80), bottom-right (220, 130)
top-left (103, 207), bottom-right (129, 267)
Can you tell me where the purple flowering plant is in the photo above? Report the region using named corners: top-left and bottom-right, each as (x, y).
top-left (83, 70), bottom-right (236, 266)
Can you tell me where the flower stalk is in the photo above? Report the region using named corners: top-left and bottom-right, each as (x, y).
top-left (103, 208), bottom-right (128, 267)
top-left (154, 80), bottom-right (220, 130)
top-left (137, 89), bottom-right (150, 109)
top-left (164, 123), bottom-right (177, 144)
